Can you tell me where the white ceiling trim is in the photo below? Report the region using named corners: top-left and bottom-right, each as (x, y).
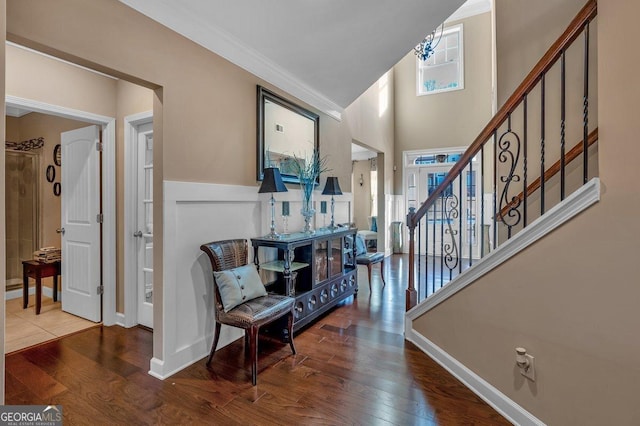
top-left (118, 0), bottom-right (343, 121)
top-left (6, 41), bottom-right (119, 80)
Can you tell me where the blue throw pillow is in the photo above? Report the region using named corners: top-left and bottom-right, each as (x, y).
top-left (355, 234), bottom-right (367, 256)
top-left (371, 216), bottom-right (378, 232)
top-left (213, 264), bottom-right (267, 312)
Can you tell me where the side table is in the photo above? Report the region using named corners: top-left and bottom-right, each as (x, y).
top-left (22, 260), bottom-right (61, 315)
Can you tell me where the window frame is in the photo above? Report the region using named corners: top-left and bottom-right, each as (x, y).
top-left (416, 23), bottom-right (464, 96)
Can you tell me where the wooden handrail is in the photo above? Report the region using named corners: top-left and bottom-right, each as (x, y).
top-left (408, 0), bottom-right (597, 228)
top-left (497, 128), bottom-right (598, 218)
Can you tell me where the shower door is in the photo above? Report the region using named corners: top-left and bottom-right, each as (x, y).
top-left (5, 151), bottom-right (39, 291)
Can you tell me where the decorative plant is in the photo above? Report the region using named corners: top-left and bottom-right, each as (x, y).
top-left (290, 150), bottom-right (330, 233)
top-left (291, 150), bottom-right (330, 191)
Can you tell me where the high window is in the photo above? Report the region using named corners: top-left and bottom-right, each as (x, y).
top-left (416, 24), bottom-right (464, 96)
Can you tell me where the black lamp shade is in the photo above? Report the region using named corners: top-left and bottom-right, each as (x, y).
top-left (322, 176), bottom-right (342, 195)
top-left (259, 167), bottom-right (288, 193)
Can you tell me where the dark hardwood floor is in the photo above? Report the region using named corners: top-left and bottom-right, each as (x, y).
top-left (5, 255), bottom-right (509, 425)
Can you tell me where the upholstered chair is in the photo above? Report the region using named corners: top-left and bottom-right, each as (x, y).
top-left (200, 239), bottom-right (296, 385)
top-left (355, 234), bottom-right (386, 290)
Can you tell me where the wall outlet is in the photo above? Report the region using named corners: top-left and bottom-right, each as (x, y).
top-left (519, 354), bottom-right (535, 381)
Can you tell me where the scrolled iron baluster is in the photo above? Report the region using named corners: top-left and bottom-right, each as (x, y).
top-left (443, 193), bottom-right (459, 276)
top-left (497, 120), bottom-right (523, 238)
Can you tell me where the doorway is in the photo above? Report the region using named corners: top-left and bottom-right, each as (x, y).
top-left (124, 112), bottom-right (154, 329)
top-left (5, 96), bottom-right (117, 325)
top-left (403, 148), bottom-right (482, 259)
top-left (4, 107), bottom-right (113, 352)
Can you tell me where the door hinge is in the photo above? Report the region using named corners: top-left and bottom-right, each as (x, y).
top-left (97, 285), bottom-right (104, 295)
top-left (97, 213), bottom-right (104, 224)
top-left (96, 141), bottom-right (103, 151)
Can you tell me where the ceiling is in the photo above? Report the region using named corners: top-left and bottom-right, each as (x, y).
top-left (352, 144), bottom-right (377, 161)
top-left (117, 0), bottom-right (484, 120)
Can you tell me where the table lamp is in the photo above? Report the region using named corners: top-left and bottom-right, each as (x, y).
top-left (321, 177), bottom-right (342, 230)
top-left (259, 167), bottom-right (288, 239)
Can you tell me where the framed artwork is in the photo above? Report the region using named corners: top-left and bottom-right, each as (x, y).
top-left (46, 165), bottom-right (56, 183)
top-left (54, 144), bottom-right (61, 166)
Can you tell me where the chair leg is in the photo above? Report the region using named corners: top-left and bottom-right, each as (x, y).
top-left (249, 325), bottom-right (259, 386)
top-left (380, 259), bottom-right (386, 287)
top-left (287, 311), bottom-right (296, 355)
top-left (367, 264), bottom-right (373, 291)
top-left (206, 322), bottom-right (222, 366)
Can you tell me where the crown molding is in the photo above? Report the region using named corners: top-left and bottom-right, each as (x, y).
top-left (119, 0), bottom-right (343, 121)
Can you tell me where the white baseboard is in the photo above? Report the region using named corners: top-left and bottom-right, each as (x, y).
top-left (115, 312), bottom-right (127, 327)
top-left (5, 286), bottom-right (55, 301)
top-left (406, 329), bottom-right (545, 426)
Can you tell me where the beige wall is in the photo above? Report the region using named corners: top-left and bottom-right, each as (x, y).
top-left (352, 160), bottom-right (373, 231)
top-left (345, 71), bottom-right (394, 250)
top-left (6, 44), bottom-right (117, 118)
top-left (413, 0), bottom-right (640, 424)
top-left (393, 13), bottom-right (493, 195)
top-left (495, 0), bottom-right (587, 107)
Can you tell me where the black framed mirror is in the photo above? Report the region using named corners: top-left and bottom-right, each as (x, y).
top-left (257, 86), bottom-right (319, 184)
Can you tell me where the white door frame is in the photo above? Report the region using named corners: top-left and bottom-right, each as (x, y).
top-left (6, 95), bottom-right (118, 326)
top-left (123, 111), bottom-right (153, 328)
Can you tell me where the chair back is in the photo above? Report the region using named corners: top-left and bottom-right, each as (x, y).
top-left (200, 239), bottom-right (249, 316)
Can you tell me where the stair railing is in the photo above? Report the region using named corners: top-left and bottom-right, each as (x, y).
top-left (405, 0), bottom-right (598, 310)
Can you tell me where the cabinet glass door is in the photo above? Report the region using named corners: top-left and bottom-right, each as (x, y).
top-left (315, 240), bottom-right (328, 283)
top-left (329, 238), bottom-right (343, 278)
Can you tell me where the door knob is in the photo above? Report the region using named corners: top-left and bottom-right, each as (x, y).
top-left (56, 228), bottom-right (65, 235)
top-left (133, 231), bottom-right (143, 238)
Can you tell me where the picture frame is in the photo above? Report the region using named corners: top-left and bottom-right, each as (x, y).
top-left (53, 144), bottom-right (61, 166)
top-left (46, 165), bottom-right (56, 183)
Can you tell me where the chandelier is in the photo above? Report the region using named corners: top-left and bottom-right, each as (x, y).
top-left (414, 23), bottom-right (444, 61)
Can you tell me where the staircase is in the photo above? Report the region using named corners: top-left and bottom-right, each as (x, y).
top-left (404, 0), bottom-right (598, 311)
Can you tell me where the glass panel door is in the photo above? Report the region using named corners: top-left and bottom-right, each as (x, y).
top-left (315, 240), bottom-right (328, 283)
top-left (329, 238), bottom-right (343, 278)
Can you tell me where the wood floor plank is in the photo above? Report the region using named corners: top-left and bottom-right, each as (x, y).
top-left (6, 255), bottom-right (509, 425)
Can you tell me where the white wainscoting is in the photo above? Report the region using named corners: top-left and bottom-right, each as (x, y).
top-left (151, 180), bottom-right (352, 379)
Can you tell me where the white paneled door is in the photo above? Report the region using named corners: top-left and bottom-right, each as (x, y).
top-left (61, 125), bottom-right (102, 322)
top-left (135, 122), bottom-right (153, 328)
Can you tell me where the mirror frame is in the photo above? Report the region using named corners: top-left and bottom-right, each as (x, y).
top-left (257, 85), bottom-right (320, 184)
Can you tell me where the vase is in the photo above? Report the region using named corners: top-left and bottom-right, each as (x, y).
top-left (300, 180), bottom-right (315, 234)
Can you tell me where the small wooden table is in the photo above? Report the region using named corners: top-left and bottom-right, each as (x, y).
top-left (22, 260), bottom-right (61, 315)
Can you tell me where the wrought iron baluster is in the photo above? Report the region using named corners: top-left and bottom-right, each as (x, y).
top-left (493, 130), bottom-right (498, 249)
top-left (417, 219), bottom-right (422, 301)
top-left (560, 50), bottom-right (566, 201)
top-left (443, 192), bottom-right (459, 282)
top-left (481, 146), bottom-right (485, 258)
top-left (432, 203), bottom-right (436, 294)
top-left (424, 213), bottom-right (429, 297)
top-left (468, 160), bottom-right (473, 267)
top-left (459, 172), bottom-right (463, 274)
top-left (523, 95), bottom-right (528, 228)
top-left (540, 75), bottom-right (546, 215)
top-left (440, 194), bottom-right (444, 289)
top-left (583, 22), bottom-right (590, 184)
top-left (498, 114), bottom-right (522, 239)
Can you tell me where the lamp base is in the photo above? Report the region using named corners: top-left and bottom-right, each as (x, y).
top-left (265, 230), bottom-right (282, 240)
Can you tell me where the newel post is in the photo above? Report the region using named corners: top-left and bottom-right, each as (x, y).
top-left (406, 207), bottom-right (417, 311)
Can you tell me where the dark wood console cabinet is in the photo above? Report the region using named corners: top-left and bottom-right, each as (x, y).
top-left (251, 227), bottom-right (358, 332)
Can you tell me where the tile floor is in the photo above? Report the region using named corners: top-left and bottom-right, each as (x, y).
top-left (5, 296), bottom-right (98, 354)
